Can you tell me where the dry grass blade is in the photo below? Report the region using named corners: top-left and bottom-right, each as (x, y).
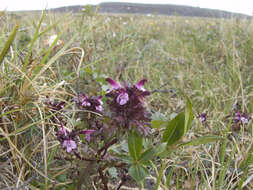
top-left (1, 10), bottom-right (252, 189)
top-left (35, 103), bottom-right (48, 190)
top-left (32, 34), bottom-right (78, 82)
top-left (0, 128), bottom-right (54, 183)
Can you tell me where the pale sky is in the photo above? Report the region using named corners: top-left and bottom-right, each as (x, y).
top-left (0, 0), bottom-right (252, 15)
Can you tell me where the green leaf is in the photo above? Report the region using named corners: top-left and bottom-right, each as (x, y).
top-left (128, 131), bottom-right (143, 161)
top-left (156, 146), bottom-right (172, 159)
top-left (184, 97), bottom-right (194, 135)
top-left (108, 167), bottom-right (118, 178)
top-left (139, 147), bottom-right (155, 164)
top-left (179, 136), bottom-right (224, 147)
top-left (121, 140), bottom-right (129, 152)
top-left (116, 154), bottom-right (134, 164)
top-left (165, 166), bottom-right (174, 187)
top-left (65, 184), bottom-right (75, 190)
top-left (162, 97), bottom-right (194, 146)
top-left (84, 67), bottom-right (93, 75)
top-left (151, 111), bottom-right (167, 120)
top-left (154, 143), bottom-right (167, 156)
top-left (151, 120), bottom-right (167, 128)
top-left (129, 164), bottom-right (148, 183)
top-left (0, 24), bottom-right (19, 64)
top-left (162, 112), bottom-right (185, 146)
top-left (56, 174), bottom-right (67, 182)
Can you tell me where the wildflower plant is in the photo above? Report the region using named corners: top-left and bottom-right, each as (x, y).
top-left (2, 12), bottom-right (251, 190)
top-left (198, 112), bottom-right (207, 123)
top-left (74, 93), bottom-right (103, 113)
top-left (231, 111), bottom-right (252, 131)
top-left (56, 123), bottom-right (95, 153)
top-left (105, 78), bottom-right (151, 136)
top-left (233, 111), bottom-right (251, 125)
top-left (45, 77), bottom-right (223, 189)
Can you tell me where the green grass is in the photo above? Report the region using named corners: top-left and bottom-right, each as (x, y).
top-left (0, 11), bottom-right (252, 189)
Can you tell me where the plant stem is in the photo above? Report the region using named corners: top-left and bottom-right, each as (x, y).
top-left (97, 138), bottom-right (118, 158)
top-left (139, 182), bottom-right (144, 190)
top-left (154, 160), bottom-right (166, 190)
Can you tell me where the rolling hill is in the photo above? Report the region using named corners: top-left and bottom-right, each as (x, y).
top-left (51, 2), bottom-right (251, 18)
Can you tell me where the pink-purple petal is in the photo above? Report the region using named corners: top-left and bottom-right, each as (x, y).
top-left (106, 78), bottom-right (122, 92)
top-left (96, 96), bottom-right (103, 105)
top-left (81, 129), bottom-right (96, 142)
top-left (96, 105), bottom-right (103, 112)
top-left (241, 117), bottom-right (249, 124)
top-left (81, 93), bottom-right (88, 98)
top-left (62, 140), bottom-right (77, 153)
top-left (81, 100), bottom-right (91, 107)
top-left (135, 79), bottom-right (147, 91)
top-left (74, 93), bottom-right (88, 104)
top-left (116, 92), bottom-right (129, 105)
top-left (80, 129), bottom-right (95, 135)
top-left (60, 125), bottom-right (67, 136)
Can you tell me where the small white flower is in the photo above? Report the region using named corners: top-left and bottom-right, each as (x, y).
top-left (46, 34), bottom-right (63, 47)
top-left (48, 35), bottom-right (57, 46)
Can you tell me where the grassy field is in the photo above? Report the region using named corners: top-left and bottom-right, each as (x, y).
top-left (0, 10), bottom-right (253, 189)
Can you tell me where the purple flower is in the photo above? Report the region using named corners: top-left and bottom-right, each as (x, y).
top-left (60, 124), bottom-right (68, 136)
top-left (106, 78), bottom-right (150, 105)
top-left (233, 112), bottom-right (241, 122)
top-left (233, 112), bottom-right (251, 124)
top-left (116, 90), bottom-right (129, 105)
top-left (106, 78), bottom-right (151, 136)
top-left (56, 124), bottom-right (96, 153)
top-left (241, 116), bottom-right (249, 124)
top-left (198, 113), bottom-right (207, 123)
top-left (80, 129), bottom-right (96, 142)
top-left (45, 97), bottom-right (66, 124)
top-left (106, 78), bottom-right (130, 105)
top-left (106, 78), bottom-right (122, 93)
top-left (62, 139), bottom-right (77, 153)
top-left (46, 96), bottom-right (65, 112)
top-left (56, 124), bottom-right (77, 153)
top-left (95, 96), bottom-right (103, 112)
top-left (74, 93), bottom-right (103, 113)
top-left (74, 93), bottom-right (91, 106)
top-left (135, 79), bottom-right (147, 92)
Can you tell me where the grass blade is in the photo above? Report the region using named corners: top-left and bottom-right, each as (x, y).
top-left (22, 11), bottom-right (46, 71)
top-left (32, 33), bottom-right (77, 82)
top-left (0, 24), bottom-right (19, 64)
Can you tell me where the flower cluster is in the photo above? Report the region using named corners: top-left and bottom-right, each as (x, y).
top-left (46, 97), bottom-right (65, 112)
top-left (56, 124), bottom-right (95, 153)
top-left (198, 113), bottom-right (207, 123)
top-left (233, 112), bottom-right (251, 124)
top-left (45, 96), bottom-right (65, 123)
top-left (74, 93), bottom-right (103, 113)
top-left (105, 78), bottom-right (151, 136)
